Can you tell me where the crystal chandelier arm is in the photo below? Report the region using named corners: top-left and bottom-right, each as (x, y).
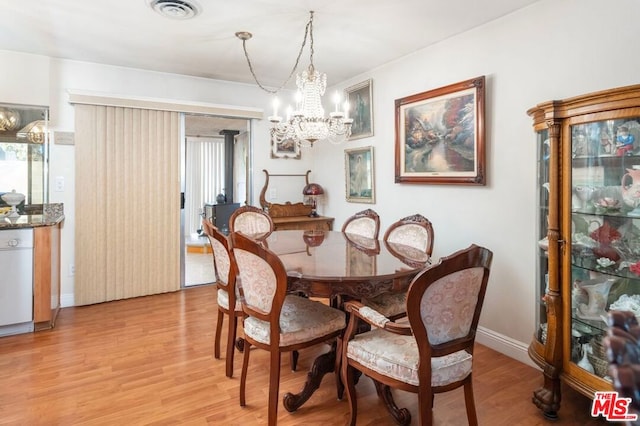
top-left (238, 11), bottom-right (315, 94)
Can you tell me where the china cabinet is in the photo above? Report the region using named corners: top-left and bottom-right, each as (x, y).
top-left (528, 84), bottom-right (640, 418)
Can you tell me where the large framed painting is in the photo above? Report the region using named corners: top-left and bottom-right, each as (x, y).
top-left (345, 146), bottom-right (375, 203)
top-left (394, 76), bottom-right (486, 185)
top-left (345, 79), bottom-right (373, 140)
top-left (270, 137), bottom-right (301, 159)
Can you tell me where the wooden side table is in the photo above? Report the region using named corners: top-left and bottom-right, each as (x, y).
top-left (271, 216), bottom-right (334, 231)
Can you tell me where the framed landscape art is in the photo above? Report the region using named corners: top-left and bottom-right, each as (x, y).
top-left (270, 137), bottom-right (301, 159)
top-left (394, 75), bottom-right (486, 185)
top-left (345, 79), bottom-right (373, 140)
top-left (345, 146), bottom-right (375, 203)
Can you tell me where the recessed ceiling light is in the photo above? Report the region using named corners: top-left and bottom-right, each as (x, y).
top-left (147, 0), bottom-right (201, 20)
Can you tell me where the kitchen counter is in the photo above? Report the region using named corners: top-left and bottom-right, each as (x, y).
top-left (0, 203), bottom-right (64, 229)
top-left (0, 202), bottom-right (64, 334)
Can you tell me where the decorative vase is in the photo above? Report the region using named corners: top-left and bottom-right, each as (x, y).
top-left (1, 189), bottom-right (25, 218)
top-left (576, 277), bottom-right (616, 321)
top-left (574, 186), bottom-right (596, 212)
top-left (577, 343), bottom-right (595, 373)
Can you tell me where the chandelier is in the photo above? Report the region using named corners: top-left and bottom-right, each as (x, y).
top-left (236, 11), bottom-right (352, 147)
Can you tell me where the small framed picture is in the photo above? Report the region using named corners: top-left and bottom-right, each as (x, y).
top-left (270, 137), bottom-right (301, 159)
top-left (395, 76), bottom-right (486, 185)
top-left (345, 146), bottom-right (375, 203)
top-left (345, 79), bottom-right (374, 140)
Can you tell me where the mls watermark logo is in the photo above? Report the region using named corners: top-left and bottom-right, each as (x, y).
top-left (591, 391), bottom-right (638, 421)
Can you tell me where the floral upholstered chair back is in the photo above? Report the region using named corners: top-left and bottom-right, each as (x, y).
top-left (406, 244), bottom-right (493, 348)
top-left (342, 208), bottom-right (380, 239)
top-left (384, 213), bottom-right (434, 255)
top-left (230, 231), bottom-right (286, 322)
top-left (229, 205), bottom-right (274, 239)
top-left (203, 220), bottom-right (233, 289)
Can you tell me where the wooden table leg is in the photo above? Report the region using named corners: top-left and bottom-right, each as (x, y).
top-left (283, 342), bottom-right (337, 412)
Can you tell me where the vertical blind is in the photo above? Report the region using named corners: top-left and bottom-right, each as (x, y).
top-left (74, 105), bottom-right (181, 305)
top-left (185, 136), bottom-right (225, 237)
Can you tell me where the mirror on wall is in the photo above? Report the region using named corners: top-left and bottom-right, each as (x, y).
top-left (0, 103), bottom-right (49, 209)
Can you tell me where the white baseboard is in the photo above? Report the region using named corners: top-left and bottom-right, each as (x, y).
top-left (60, 293), bottom-right (75, 308)
top-left (476, 326), bottom-right (539, 369)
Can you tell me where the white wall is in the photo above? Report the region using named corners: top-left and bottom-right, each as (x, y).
top-left (3, 0), bottom-right (639, 365)
top-left (1, 52), bottom-right (314, 308)
top-left (317, 0), bottom-right (640, 363)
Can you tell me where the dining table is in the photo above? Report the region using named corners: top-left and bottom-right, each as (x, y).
top-left (262, 229), bottom-right (430, 413)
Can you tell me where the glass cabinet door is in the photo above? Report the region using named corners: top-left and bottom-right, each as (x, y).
top-left (0, 104), bottom-right (49, 207)
top-left (570, 116), bottom-right (640, 381)
top-left (536, 129), bottom-right (550, 345)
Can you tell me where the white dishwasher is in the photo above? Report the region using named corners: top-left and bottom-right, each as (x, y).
top-left (0, 228), bottom-right (34, 336)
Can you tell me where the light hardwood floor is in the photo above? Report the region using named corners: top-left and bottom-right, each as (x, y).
top-left (0, 285), bottom-right (605, 425)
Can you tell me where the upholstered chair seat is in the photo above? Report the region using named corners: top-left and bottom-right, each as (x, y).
top-left (361, 292), bottom-right (408, 319)
top-left (243, 294), bottom-right (345, 346)
top-left (346, 328), bottom-right (473, 387)
top-left (217, 288), bottom-right (242, 311)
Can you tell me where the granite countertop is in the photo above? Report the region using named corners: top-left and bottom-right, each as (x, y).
top-left (0, 203), bottom-right (64, 229)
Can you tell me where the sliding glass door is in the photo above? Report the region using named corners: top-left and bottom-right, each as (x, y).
top-left (181, 114), bottom-right (250, 287)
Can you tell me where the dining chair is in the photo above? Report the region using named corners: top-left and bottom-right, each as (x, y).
top-left (229, 204), bottom-right (274, 239)
top-left (362, 213), bottom-right (434, 320)
top-left (230, 231), bottom-right (346, 426)
top-left (202, 219), bottom-right (243, 378)
top-left (384, 213), bottom-right (434, 255)
top-left (229, 205), bottom-right (301, 371)
top-left (341, 244), bottom-right (493, 426)
top-left (341, 208), bottom-right (380, 239)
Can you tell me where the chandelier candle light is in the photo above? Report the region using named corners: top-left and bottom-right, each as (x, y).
top-left (237, 11), bottom-right (353, 147)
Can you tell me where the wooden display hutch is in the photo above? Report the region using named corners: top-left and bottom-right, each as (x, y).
top-left (259, 170), bottom-right (334, 231)
top-left (528, 84), bottom-right (640, 418)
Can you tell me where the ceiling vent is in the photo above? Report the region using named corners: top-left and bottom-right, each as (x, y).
top-left (147, 0), bottom-right (201, 20)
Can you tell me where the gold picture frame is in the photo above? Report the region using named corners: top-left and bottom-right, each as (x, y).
top-left (395, 76), bottom-right (486, 185)
top-left (345, 79), bottom-right (374, 140)
top-left (270, 137), bottom-right (301, 159)
top-left (345, 146), bottom-right (375, 203)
